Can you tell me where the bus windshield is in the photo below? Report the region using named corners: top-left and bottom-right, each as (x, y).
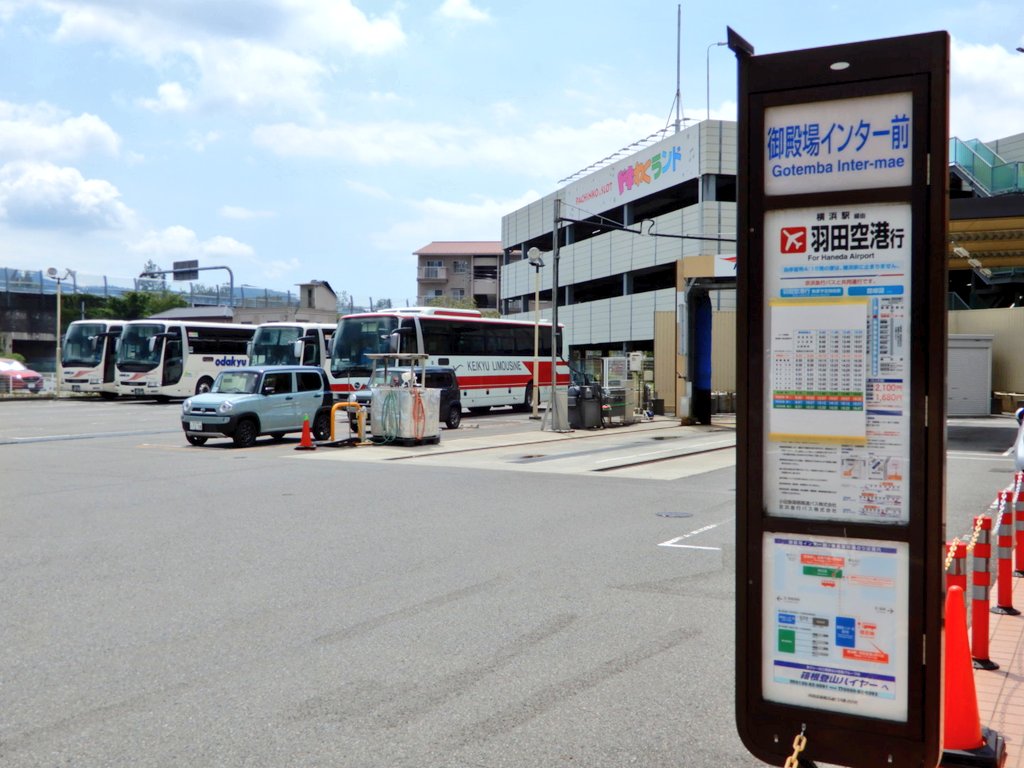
top-left (249, 325), bottom-right (304, 366)
top-left (331, 316), bottom-right (402, 376)
top-left (116, 323), bottom-right (164, 370)
top-left (62, 322), bottom-right (108, 366)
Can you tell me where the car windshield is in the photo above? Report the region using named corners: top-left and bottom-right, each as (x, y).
top-left (213, 371), bottom-right (260, 394)
top-left (0, 359), bottom-right (28, 372)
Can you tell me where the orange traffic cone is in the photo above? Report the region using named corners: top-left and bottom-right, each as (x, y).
top-left (942, 585), bottom-right (1005, 766)
top-left (295, 416), bottom-right (316, 451)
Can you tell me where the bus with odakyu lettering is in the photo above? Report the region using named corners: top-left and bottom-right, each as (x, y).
top-left (115, 319), bottom-right (254, 400)
top-left (328, 306), bottom-right (570, 412)
top-left (247, 321), bottom-right (338, 389)
top-left (60, 319), bottom-right (124, 397)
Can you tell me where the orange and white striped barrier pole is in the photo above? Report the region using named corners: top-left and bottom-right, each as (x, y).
top-left (971, 515), bottom-right (999, 671)
top-left (993, 491), bottom-right (1020, 616)
top-left (945, 540), bottom-right (968, 609)
top-left (1014, 472), bottom-right (1024, 577)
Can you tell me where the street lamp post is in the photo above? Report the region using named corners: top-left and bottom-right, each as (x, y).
top-left (706, 41), bottom-right (727, 121)
top-left (527, 247), bottom-right (545, 420)
top-left (548, 198), bottom-right (569, 432)
top-left (46, 267), bottom-right (73, 398)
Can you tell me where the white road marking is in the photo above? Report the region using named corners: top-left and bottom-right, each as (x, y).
top-left (658, 520), bottom-right (727, 550)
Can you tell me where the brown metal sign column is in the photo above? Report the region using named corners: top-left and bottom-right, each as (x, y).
top-left (731, 28), bottom-right (948, 768)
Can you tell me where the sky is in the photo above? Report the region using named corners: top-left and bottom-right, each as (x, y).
top-left (1, 0), bottom-right (1023, 306)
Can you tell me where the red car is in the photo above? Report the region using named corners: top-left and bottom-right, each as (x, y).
top-left (0, 358), bottom-right (45, 394)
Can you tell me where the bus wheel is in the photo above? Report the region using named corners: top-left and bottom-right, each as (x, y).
top-left (445, 403), bottom-right (462, 429)
top-left (512, 383), bottom-right (532, 412)
top-left (195, 377), bottom-right (215, 395)
top-left (232, 419), bottom-right (258, 448)
top-left (186, 434), bottom-right (208, 446)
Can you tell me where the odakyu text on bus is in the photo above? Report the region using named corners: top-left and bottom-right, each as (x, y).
top-left (115, 319), bottom-right (254, 399)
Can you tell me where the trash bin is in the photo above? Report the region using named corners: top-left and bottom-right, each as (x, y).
top-left (567, 386), bottom-right (583, 429)
top-left (577, 384), bottom-right (603, 428)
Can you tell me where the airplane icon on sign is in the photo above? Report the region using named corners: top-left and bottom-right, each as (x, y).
top-left (780, 226), bottom-right (807, 253)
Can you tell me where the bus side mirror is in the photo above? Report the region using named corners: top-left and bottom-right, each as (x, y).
top-left (293, 339), bottom-right (305, 360)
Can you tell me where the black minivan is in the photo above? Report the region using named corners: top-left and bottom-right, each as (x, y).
top-left (350, 365), bottom-right (463, 429)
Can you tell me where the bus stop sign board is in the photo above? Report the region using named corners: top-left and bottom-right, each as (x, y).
top-left (730, 28), bottom-right (948, 768)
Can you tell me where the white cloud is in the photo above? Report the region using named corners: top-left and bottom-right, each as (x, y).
top-left (0, 160), bottom-right (134, 230)
top-left (252, 112), bottom-right (666, 182)
top-left (950, 38), bottom-right (1024, 141)
top-left (371, 190), bottom-right (536, 253)
top-left (437, 0), bottom-right (491, 23)
top-left (186, 130), bottom-right (222, 152)
top-left (138, 82), bottom-right (191, 112)
top-left (0, 101), bottom-right (121, 162)
top-left (219, 205), bottom-right (275, 220)
top-left (343, 180), bottom-right (392, 200)
top-left (260, 257), bottom-right (302, 280)
top-left (490, 101), bottom-right (519, 122)
top-left (131, 225), bottom-right (254, 260)
top-left (33, 1), bottom-right (406, 118)
top-left (203, 235), bottom-right (254, 258)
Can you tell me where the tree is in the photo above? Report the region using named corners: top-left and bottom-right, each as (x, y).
top-left (426, 295), bottom-right (499, 318)
top-left (138, 260), bottom-right (168, 292)
top-left (92, 291), bottom-right (188, 320)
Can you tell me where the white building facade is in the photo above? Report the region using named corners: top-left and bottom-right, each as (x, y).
top-left (500, 120), bottom-right (738, 415)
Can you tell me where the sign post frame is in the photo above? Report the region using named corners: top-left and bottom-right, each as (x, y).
top-left (731, 28), bottom-right (948, 768)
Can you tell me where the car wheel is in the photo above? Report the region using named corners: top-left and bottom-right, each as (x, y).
top-left (186, 434), bottom-right (208, 446)
top-left (312, 410), bottom-right (331, 441)
top-left (232, 418), bottom-right (258, 448)
top-left (195, 377), bottom-right (215, 395)
top-left (270, 432), bottom-right (286, 441)
top-left (445, 403), bottom-right (462, 429)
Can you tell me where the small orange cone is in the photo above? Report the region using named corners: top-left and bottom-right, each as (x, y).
top-left (942, 584), bottom-right (1006, 766)
top-left (295, 416), bottom-right (316, 451)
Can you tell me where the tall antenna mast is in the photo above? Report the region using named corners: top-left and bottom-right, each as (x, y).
top-left (674, 4), bottom-right (681, 133)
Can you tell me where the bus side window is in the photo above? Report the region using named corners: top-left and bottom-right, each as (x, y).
top-left (424, 327), bottom-right (449, 356)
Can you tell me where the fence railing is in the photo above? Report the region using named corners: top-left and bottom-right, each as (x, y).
top-left (1, 267), bottom-right (300, 309)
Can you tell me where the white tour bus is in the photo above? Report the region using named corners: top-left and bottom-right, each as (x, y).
top-left (247, 321), bottom-right (336, 380)
top-left (328, 306), bottom-right (570, 411)
top-left (116, 319), bottom-right (254, 399)
top-left (61, 319), bottom-right (124, 397)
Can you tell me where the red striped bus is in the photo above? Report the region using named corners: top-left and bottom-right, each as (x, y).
top-left (328, 306), bottom-right (570, 412)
